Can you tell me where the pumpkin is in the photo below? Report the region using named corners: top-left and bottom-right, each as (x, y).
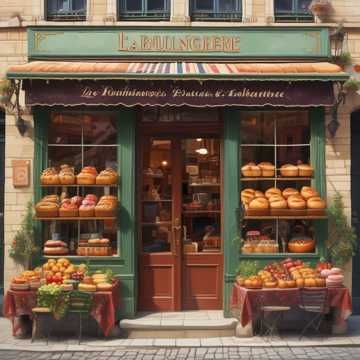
top-left (286, 280), bottom-right (296, 288)
top-left (263, 280), bottom-right (277, 288)
top-left (296, 278), bottom-right (305, 288)
top-left (288, 239), bottom-right (316, 253)
top-left (278, 279), bottom-right (287, 289)
top-left (304, 278), bottom-right (316, 287)
top-left (315, 278), bottom-right (326, 287)
top-left (244, 279), bottom-right (252, 288)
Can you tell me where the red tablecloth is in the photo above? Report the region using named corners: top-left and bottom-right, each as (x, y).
top-left (3, 280), bottom-right (121, 337)
top-left (230, 284), bottom-right (352, 327)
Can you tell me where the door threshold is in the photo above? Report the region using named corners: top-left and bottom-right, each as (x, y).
top-left (120, 311), bottom-right (238, 338)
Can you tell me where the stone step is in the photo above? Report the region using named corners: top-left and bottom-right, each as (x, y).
top-left (120, 311), bottom-right (238, 339)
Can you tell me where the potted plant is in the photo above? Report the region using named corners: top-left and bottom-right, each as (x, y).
top-left (343, 78), bottom-right (360, 93)
top-left (9, 202), bottom-right (38, 270)
top-left (0, 79), bottom-right (14, 105)
top-left (309, 0), bottom-right (332, 20)
top-left (332, 51), bottom-right (352, 69)
top-left (327, 192), bottom-right (357, 267)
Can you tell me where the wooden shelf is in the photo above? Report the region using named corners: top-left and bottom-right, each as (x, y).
top-left (244, 215), bottom-right (327, 220)
top-left (141, 221), bottom-right (172, 226)
top-left (241, 177), bottom-right (312, 181)
top-left (142, 199), bottom-right (172, 203)
top-left (41, 184), bottom-right (117, 188)
top-left (35, 217), bottom-right (116, 221)
top-left (188, 183), bottom-right (220, 187)
top-left (183, 210), bottom-right (221, 215)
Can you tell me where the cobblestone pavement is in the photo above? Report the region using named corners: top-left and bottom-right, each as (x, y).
top-left (1, 347), bottom-right (360, 360)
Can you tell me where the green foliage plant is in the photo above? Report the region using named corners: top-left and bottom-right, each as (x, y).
top-left (9, 202), bottom-right (38, 270)
top-left (327, 192), bottom-right (357, 266)
top-left (236, 260), bottom-right (260, 278)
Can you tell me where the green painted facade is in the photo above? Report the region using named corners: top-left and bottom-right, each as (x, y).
top-left (28, 26), bottom-right (330, 60)
top-left (28, 26), bottom-right (330, 318)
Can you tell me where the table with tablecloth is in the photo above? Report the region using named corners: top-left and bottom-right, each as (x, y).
top-left (3, 280), bottom-right (120, 337)
top-left (230, 284), bottom-right (352, 330)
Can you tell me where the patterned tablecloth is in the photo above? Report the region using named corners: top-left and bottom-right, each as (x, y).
top-left (3, 280), bottom-right (120, 337)
top-left (230, 284), bottom-right (352, 328)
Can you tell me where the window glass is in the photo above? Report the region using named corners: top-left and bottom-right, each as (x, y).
top-left (126, 0), bottom-right (141, 11)
top-left (275, 0), bottom-right (292, 11)
top-left (240, 113), bottom-right (275, 145)
top-left (298, 0), bottom-right (311, 11)
top-left (219, 0), bottom-right (236, 11)
top-left (148, 0), bottom-right (165, 11)
top-left (45, 111), bottom-right (119, 258)
top-left (195, 0), bottom-right (214, 11)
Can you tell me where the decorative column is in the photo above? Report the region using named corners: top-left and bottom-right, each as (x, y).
top-left (105, 0), bottom-right (117, 22)
top-left (242, 0), bottom-right (256, 23)
top-left (265, 0), bottom-right (275, 23)
top-left (32, 0), bottom-right (44, 21)
top-left (170, 0), bottom-right (190, 22)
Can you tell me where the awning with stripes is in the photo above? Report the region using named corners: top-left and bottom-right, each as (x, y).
top-left (7, 61), bottom-right (348, 81)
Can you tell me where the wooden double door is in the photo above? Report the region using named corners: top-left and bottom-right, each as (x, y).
top-left (138, 129), bottom-right (223, 311)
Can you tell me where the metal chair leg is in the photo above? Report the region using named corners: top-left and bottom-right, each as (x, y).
top-left (31, 314), bottom-right (37, 343)
top-left (299, 313), bottom-right (322, 340)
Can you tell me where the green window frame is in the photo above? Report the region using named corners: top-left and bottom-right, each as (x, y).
top-left (32, 108), bottom-right (136, 274)
top-left (46, 0), bottom-right (87, 21)
top-left (223, 108), bottom-right (326, 316)
top-left (274, 0), bottom-right (313, 22)
top-left (118, 0), bottom-right (170, 21)
top-left (191, 0), bottom-right (242, 22)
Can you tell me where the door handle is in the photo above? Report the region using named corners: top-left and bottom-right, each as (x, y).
top-left (173, 218), bottom-right (182, 251)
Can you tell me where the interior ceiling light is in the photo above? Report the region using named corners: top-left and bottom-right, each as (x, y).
top-left (196, 138), bottom-right (202, 142)
top-left (196, 148), bottom-right (208, 155)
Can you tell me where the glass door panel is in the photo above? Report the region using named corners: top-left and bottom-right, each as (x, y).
top-left (182, 138), bottom-right (221, 253)
top-left (141, 139), bottom-right (173, 253)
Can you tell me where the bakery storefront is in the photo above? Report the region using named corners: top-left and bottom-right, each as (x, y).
top-left (6, 26), bottom-right (347, 318)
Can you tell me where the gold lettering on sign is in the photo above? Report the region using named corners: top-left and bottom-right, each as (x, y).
top-left (118, 32), bottom-right (240, 53)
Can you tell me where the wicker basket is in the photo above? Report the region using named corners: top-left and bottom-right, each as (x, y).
top-left (35, 208), bottom-right (59, 218)
top-left (94, 208), bottom-right (116, 217)
top-left (59, 175), bottom-right (76, 185)
top-left (298, 167), bottom-right (314, 177)
top-left (280, 167), bottom-right (299, 177)
top-left (40, 175), bottom-right (60, 185)
top-left (79, 207), bottom-right (95, 217)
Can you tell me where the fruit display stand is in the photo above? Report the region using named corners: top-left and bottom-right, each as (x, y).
top-left (3, 280), bottom-right (120, 337)
top-left (230, 259), bottom-right (352, 336)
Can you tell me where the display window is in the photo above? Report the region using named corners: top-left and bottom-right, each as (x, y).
top-left (36, 111), bottom-right (120, 258)
top-left (239, 110), bottom-right (325, 256)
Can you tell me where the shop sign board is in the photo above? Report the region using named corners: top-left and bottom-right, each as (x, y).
top-left (28, 27), bottom-right (330, 59)
top-left (25, 80), bottom-right (334, 107)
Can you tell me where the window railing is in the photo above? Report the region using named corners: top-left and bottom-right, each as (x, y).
top-left (46, 0), bottom-right (87, 21)
top-left (275, 10), bottom-right (313, 22)
top-left (118, 0), bottom-right (170, 21)
top-left (191, 11), bottom-right (242, 22)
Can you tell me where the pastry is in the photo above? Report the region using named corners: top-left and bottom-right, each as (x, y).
top-left (254, 190), bottom-right (265, 198)
top-left (241, 162), bottom-right (261, 177)
top-left (43, 246), bottom-right (69, 255)
top-left (258, 162), bottom-right (275, 177)
top-left (269, 195), bottom-right (287, 209)
top-left (59, 199), bottom-right (79, 217)
top-left (265, 187), bottom-right (282, 199)
top-left (282, 188), bottom-right (299, 199)
top-left (79, 203), bottom-right (95, 217)
top-left (82, 166), bottom-right (98, 176)
top-left (44, 240), bottom-right (68, 248)
top-left (40, 167), bottom-right (60, 185)
top-left (280, 164), bottom-right (299, 177)
top-left (78, 283), bottom-right (97, 292)
top-left (35, 201), bottom-right (59, 217)
top-left (300, 186), bottom-right (319, 200)
top-left (85, 194), bottom-right (98, 203)
top-left (298, 163), bottom-right (313, 177)
top-left (71, 196), bottom-right (83, 207)
top-left (287, 195), bottom-right (306, 210)
top-left (96, 168), bottom-right (118, 185)
top-left (241, 188), bottom-right (255, 204)
top-left (95, 203), bottom-right (116, 217)
top-left (42, 195), bottom-right (59, 203)
top-left (96, 283), bottom-right (112, 291)
top-left (307, 197), bottom-right (326, 209)
top-left (77, 172), bottom-right (96, 185)
top-left (249, 197), bottom-right (269, 209)
top-left (59, 164), bottom-right (75, 185)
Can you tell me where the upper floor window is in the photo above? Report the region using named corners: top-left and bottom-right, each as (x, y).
top-left (46, 0), bottom-right (87, 21)
top-left (274, 0), bottom-right (313, 22)
top-left (191, 0), bottom-right (242, 21)
top-left (118, 0), bottom-right (170, 21)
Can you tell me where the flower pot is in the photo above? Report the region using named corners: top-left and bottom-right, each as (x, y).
top-left (309, 0), bottom-right (331, 20)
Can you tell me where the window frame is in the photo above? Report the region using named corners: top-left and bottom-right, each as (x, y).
top-left (274, 0), bottom-right (313, 22)
top-left (118, 0), bottom-right (170, 21)
top-left (45, 0), bottom-right (87, 21)
top-left (237, 108), bottom-right (326, 260)
top-left (191, 0), bottom-right (243, 22)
